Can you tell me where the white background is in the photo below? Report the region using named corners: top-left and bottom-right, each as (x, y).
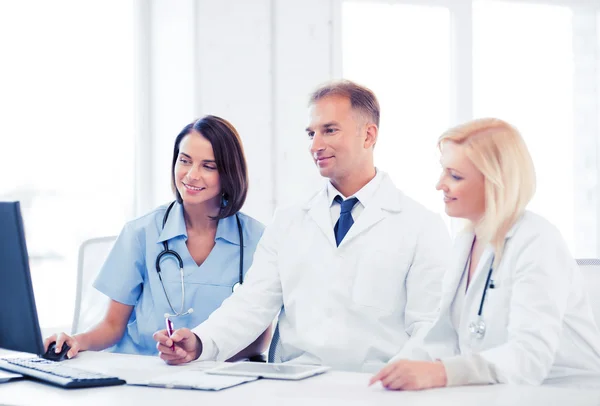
top-left (1, 0), bottom-right (599, 329)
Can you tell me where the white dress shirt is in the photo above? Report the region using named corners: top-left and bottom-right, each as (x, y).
top-left (327, 169), bottom-right (383, 227)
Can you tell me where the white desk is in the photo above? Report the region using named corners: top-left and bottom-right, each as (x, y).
top-left (1, 350), bottom-right (599, 406)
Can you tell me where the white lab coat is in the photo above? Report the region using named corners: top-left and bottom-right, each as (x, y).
top-left (193, 171), bottom-right (451, 372)
top-left (397, 211), bottom-right (600, 386)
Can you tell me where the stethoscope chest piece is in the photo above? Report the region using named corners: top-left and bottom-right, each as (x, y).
top-left (232, 282), bottom-right (241, 293)
top-left (468, 317), bottom-right (486, 339)
top-left (467, 250), bottom-right (495, 341)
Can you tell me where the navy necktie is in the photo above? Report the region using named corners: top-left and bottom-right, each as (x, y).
top-left (334, 195), bottom-right (359, 246)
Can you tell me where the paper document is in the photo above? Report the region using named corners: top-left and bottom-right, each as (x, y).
top-left (0, 370), bottom-right (23, 383)
top-left (128, 370), bottom-right (257, 391)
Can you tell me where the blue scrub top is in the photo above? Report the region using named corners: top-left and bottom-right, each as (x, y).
top-left (93, 202), bottom-right (265, 356)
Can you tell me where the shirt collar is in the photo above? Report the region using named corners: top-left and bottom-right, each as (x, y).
top-left (457, 211), bottom-right (527, 252)
top-left (327, 168), bottom-right (383, 208)
top-left (157, 202), bottom-right (245, 246)
top-left (215, 213), bottom-right (245, 246)
top-left (157, 201), bottom-right (187, 243)
top-left (505, 211), bottom-right (526, 240)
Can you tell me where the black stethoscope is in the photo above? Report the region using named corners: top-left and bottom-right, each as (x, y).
top-left (467, 254), bottom-right (496, 339)
top-left (155, 201), bottom-right (244, 319)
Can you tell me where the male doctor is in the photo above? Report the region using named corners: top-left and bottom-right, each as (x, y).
top-left (153, 80), bottom-right (451, 372)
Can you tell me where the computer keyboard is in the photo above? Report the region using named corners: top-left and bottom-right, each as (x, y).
top-left (0, 357), bottom-right (126, 388)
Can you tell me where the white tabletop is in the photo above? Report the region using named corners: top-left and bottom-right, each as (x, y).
top-left (1, 350), bottom-right (599, 406)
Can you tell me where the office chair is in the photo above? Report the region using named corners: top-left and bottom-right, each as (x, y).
top-left (576, 258), bottom-right (600, 327)
top-left (268, 320), bottom-right (283, 363)
top-left (71, 236), bottom-right (116, 335)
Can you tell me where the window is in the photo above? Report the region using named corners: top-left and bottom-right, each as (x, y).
top-left (342, 2), bottom-right (452, 220)
top-left (342, 0), bottom-right (600, 256)
top-left (0, 1), bottom-right (135, 329)
top-left (473, 1), bottom-right (577, 252)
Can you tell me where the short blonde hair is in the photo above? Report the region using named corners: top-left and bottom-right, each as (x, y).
top-left (438, 118), bottom-right (536, 265)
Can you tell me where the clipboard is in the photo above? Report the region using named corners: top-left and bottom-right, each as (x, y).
top-left (206, 362), bottom-right (330, 380)
top-left (127, 370), bottom-right (257, 391)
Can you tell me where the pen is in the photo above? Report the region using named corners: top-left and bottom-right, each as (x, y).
top-left (165, 317), bottom-right (175, 351)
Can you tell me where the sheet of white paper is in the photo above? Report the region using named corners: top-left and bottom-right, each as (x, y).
top-left (65, 351), bottom-right (230, 386)
top-left (188, 361), bottom-right (227, 371)
top-left (129, 370), bottom-right (257, 391)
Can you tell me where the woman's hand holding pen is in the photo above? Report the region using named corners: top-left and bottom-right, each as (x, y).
top-left (153, 327), bottom-right (203, 365)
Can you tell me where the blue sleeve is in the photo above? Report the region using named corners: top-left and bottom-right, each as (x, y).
top-left (93, 222), bottom-right (146, 306)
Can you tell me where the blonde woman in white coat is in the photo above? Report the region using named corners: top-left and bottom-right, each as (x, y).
top-left (370, 118), bottom-right (600, 390)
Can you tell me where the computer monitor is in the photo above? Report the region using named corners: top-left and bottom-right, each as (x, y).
top-left (0, 201), bottom-right (45, 355)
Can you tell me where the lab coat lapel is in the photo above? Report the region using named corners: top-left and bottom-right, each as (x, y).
top-left (447, 215), bottom-right (524, 307)
top-left (340, 206), bottom-right (386, 247)
top-left (306, 187), bottom-right (337, 248)
top-left (465, 246), bottom-right (494, 294)
top-left (439, 231), bottom-right (474, 312)
top-left (457, 215), bottom-right (526, 331)
top-left (462, 217), bottom-right (524, 299)
top-left (338, 175), bottom-right (399, 247)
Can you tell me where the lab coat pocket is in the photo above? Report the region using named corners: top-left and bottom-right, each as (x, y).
top-left (481, 282), bottom-right (511, 325)
top-left (352, 250), bottom-right (407, 313)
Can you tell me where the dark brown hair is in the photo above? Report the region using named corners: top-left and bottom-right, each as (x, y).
top-left (171, 115), bottom-right (248, 220)
top-left (309, 79), bottom-right (380, 127)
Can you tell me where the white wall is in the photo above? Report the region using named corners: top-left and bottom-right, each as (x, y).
top-left (139, 0), bottom-right (336, 224)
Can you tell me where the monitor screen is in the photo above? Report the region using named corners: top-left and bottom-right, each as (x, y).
top-left (0, 201), bottom-right (44, 355)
